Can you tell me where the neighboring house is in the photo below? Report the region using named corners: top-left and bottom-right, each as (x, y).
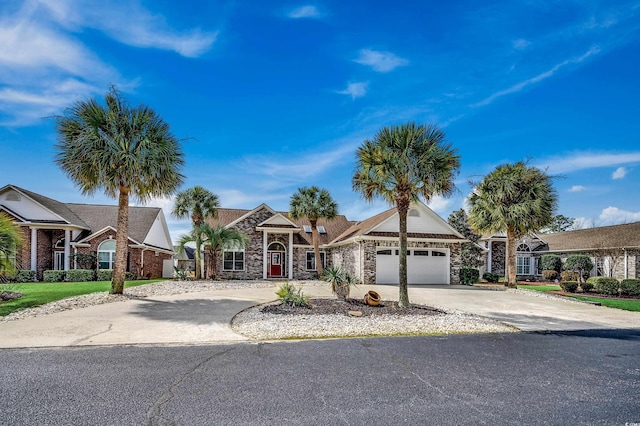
top-left (207, 201), bottom-right (466, 285)
top-left (482, 222), bottom-right (640, 280)
top-left (174, 245), bottom-right (196, 273)
top-left (0, 184), bottom-right (173, 280)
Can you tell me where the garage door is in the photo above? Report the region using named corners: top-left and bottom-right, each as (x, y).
top-left (376, 248), bottom-right (449, 284)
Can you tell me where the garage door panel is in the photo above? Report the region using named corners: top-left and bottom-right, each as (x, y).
top-left (376, 249), bottom-right (449, 285)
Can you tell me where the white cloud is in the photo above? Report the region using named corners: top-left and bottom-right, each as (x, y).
top-left (572, 217), bottom-right (595, 229)
top-left (472, 46), bottom-right (601, 108)
top-left (512, 39), bottom-right (531, 49)
top-left (568, 185), bottom-right (586, 192)
top-left (287, 5), bottom-right (321, 19)
top-left (612, 166), bottom-right (627, 179)
top-left (534, 151), bottom-right (640, 174)
top-left (336, 82), bottom-right (368, 99)
top-left (426, 194), bottom-right (452, 213)
top-left (598, 206), bottom-right (640, 225)
top-left (354, 49), bottom-right (409, 73)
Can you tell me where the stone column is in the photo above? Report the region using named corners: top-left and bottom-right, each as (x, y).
top-left (262, 230), bottom-right (268, 279)
top-left (288, 232), bottom-right (293, 280)
top-left (30, 227), bottom-right (37, 271)
top-left (64, 229), bottom-right (71, 271)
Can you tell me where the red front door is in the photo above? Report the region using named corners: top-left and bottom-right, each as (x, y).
top-left (269, 252), bottom-right (283, 277)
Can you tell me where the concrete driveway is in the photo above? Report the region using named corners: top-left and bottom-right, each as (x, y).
top-left (0, 282), bottom-right (638, 348)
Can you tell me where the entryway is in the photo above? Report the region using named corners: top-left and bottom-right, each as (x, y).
top-left (267, 242), bottom-right (286, 278)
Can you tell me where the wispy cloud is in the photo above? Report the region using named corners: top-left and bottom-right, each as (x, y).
top-left (472, 46), bottom-right (601, 108)
top-left (287, 5), bottom-right (322, 19)
top-left (612, 166), bottom-right (628, 179)
top-left (354, 49), bottom-right (409, 73)
top-left (336, 82), bottom-right (368, 99)
top-left (534, 151), bottom-right (640, 174)
top-left (512, 39), bottom-right (531, 50)
top-left (568, 185), bottom-right (586, 192)
top-left (598, 206), bottom-right (640, 225)
top-left (427, 195), bottom-right (453, 213)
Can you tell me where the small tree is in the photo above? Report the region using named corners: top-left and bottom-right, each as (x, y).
top-left (0, 213), bottom-right (22, 275)
top-left (564, 254), bottom-right (594, 285)
top-left (540, 214), bottom-right (575, 233)
top-left (540, 254), bottom-right (562, 272)
top-left (448, 209), bottom-right (484, 268)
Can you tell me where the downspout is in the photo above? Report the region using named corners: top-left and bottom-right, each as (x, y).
top-left (140, 248), bottom-right (146, 278)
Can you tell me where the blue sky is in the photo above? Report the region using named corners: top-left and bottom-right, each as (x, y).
top-left (1, 0), bottom-right (640, 241)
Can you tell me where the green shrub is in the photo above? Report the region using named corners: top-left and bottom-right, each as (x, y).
top-left (559, 281), bottom-right (579, 293)
top-left (560, 271), bottom-right (578, 282)
top-left (13, 270), bottom-right (36, 283)
top-left (540, 255), bottom-right (562, 272)
top-left (482, 272), bottom-right (500, 283)
top-left (43, 270), bottom-right (66, 282)
top-left (563, 255), bottom-right (594, 281)
top-left (587, 277), bottom-right (620, 296)
top-left (125, 272), bottom-right (138, 281)
top-left (460, 268), bottom-right (480, 285)
top-left (542, 270), bottom-right (558, 281)
top-left (581, 281), bottom-right (594, 292)
top-left (97, 269), bottom-right (113, 281)
top-left (276, 280), bottom-right (309, 307)
top-left (66, 269), bottom-right (94, 282)
top-left (620, 279), bottom-right (640, 297)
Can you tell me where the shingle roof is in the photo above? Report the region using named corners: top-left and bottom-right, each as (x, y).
top-left (331, 208), bottom-right (397, 244)
top-left (542, 221), bottom-right (640, 251)
top-left (210, 207), bottom-right (355, 246)
top-left (66, 204), bottom-right (160, 243)
top-left (8, 185), bottom-right (89, 228)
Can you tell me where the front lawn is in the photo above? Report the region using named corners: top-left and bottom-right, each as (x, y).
top-left (0, 280), bottom-right (163, 317)
top-left (518, 284), bottom-right (640, 312)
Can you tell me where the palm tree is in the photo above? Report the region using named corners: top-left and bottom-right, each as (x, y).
top-left (172, 186), bottom-right (220, 279)
top-left (0, 213), bottom-right (22, 274)
top-left (289, 186), bottom-right (338, 277)
top-left (201, 224), bottom-right (248, 279)
top-left (55, 87), bottom-right (184, 294)
top-left (353, 122), bottom-right (460, 307)
top-left (468, 162), bottom-right (557, 288)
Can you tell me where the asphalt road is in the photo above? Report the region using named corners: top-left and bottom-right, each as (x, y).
top-left (1, 330), bottom-right (639, 425)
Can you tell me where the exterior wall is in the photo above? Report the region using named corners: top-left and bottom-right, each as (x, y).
top-left (15, 227), bottom-right (31, 271)
top-left (292, 246), bottom-right (332, 280)
top-left (361, 241), bottom-right (376, 285)
top-left (331, 243), bottom-right (360, 280)
top-left (490, 241), bottom-right (506, 276)
top-left (35, 229), bottom-right (64, 279)
top-left (141, 249), bottom-right (171, 279)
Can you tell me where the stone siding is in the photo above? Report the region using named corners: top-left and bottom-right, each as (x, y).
top-left (490, 241), bottom-right (506, 276)
top-left (331, 244), bottom-right (360, 279)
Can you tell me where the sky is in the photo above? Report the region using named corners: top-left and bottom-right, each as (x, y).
top-left (1, 0), bottom-right (640, 242)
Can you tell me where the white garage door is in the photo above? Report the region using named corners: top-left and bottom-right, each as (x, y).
top-left (376, 248), bottom-right (449, 284)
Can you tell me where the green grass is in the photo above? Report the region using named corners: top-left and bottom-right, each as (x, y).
top-left (518, 284), bottom-right (640, 312)
top-left (0, 279), bottom-right (163, 317)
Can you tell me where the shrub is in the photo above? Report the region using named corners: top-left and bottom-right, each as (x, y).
top-left (65, 269), bottom-right (94, 282)
top-left (97, 269), bottom-right (113, 281)
top-left (560, 271), bottom-right (578, 282)
top-left (321, 266), bottom-right (358, 301)
top-left (540, 255), bottom-right (562, 272)
top-left (13, 270), bottom-right (36, 283)
top-left (542, 270), bottom-right (558, 281)
top-left (620, 279), bottom-right (640, 297)
top-left (43, 270), bottom-right (66, 282)
top-left (460, 268), bottom-right (479, 285)
top-left (581, 281), bottom-right (594, 292)
top-left (482, 272), bottom-right (500, 283)
top-left (125, 272), bottom-right (138, 281)
top-left (276, 281), bottom-right (309, 307)
top-left (559, 281), bottom-right (579, 293)
top-left (563, 255), bottom-right (594, 281)
top-left (587, 277), bottom-right (620, 296)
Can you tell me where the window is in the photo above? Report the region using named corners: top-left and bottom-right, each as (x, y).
top-left (223, 250), bottom-right (245, 271)
top-left (5, 192), bottom-right (20, 201)
top-left (303, 225), bottom-right (312, 233)
top-left (432, 251), bottom-right (446, 257)
top-left (517, 243), bottom-right (530, 252)
top-left (408, 209), bottom-right (420, 217)
top-left (516, 256), bottom-right (531, 275)
top-left (306, 251), bottom-right (326, 271)
top-left (377, 249), bottom-right (392, 255)
top-left (97, 240), bottom-right (116, 269)
top-left (414, 250), bottom-right (429, 256)
top-left (317, 226), bottom-right (326, 234)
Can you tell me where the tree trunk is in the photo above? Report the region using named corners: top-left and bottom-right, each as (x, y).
top-left (211, 250), bottom-right (218, 280)
top-left (506, 226), bottom-right (517, 288)
top-left (310, 219), bottom-right (323, 278)
top-left (194, 239), bottom-right (202, 280)
top-left (397, 199), bottom-right (410, 307)
top-left (111, 186), bottom-right (129, 294)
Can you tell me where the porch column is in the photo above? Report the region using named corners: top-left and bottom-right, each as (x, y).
top-left (288, 232), bottom-right (293, 280)
top-left (30, 227), bottom-right (37, 271)
top-left (64, 229), bottom-right (71, 271)
top-left (624, 249), bottom-right (628, 279)
top-left (487, 241), bottom-right (492, 273)
top-left (262, 230), bottom-right (268, 279)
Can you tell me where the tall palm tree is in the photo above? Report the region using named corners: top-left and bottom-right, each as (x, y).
top-left (0, 213), bottom-right (22, 274)
top-left (289, 186), bottom-right (338, 277)
top-left (55, 87), bottom-right (184, 294)
top-left (353, 122), bottom-right (460, 307)
top-left (172, 186), bottom-right (220, 279)
top-left (468, 162), bottom-right (557, 288)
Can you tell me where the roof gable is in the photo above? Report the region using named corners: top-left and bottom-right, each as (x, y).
top-left (258, 213), bottom-right (299, 228)
top-left (0, 185), bottom-right (88, 227)
top-left (369, 202), bottom-right (464, 237)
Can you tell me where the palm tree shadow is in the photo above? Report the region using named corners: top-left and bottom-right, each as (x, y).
top-left (128, 298), bottom-right (255, 325)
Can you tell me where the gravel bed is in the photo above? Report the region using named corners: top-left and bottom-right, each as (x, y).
top-left (508, 288), bottom-right (590, 304)
top-left (232, 299), bottom-right (517, 339)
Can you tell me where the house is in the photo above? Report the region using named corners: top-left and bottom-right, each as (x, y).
top-left (482, 222), bottom-right (640, 280)
top-left (173, 245), bottom-right (196, 273)
top-left (206, 201), bottom-right (466, 284)
top-left (0, 184), bottom-right (174, 280)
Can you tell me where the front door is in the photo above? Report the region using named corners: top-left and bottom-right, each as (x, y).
top-left (269, 252), bottom-right (283, 277)
top-left (54, 251), bottom-right (65, 270)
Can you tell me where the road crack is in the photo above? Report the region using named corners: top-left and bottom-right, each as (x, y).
top-left (70, 323), bottom-right (113, 345)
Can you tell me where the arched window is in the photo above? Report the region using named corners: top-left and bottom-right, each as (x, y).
top-left (97, 240), bottom-right (116, 269)
top-left (516, 243), bottom-right (532, 275)
top-left (516, 243), bottom-right (530, 252)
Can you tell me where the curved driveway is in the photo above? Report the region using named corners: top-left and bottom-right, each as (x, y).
top-left (0, 283), bottom-right (638, 348)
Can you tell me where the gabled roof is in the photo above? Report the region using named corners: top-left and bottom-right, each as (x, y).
top-left (67, 204), bottom-right (161, 244)
top-left (541, 221), bottom-right (640, 252)
top-left (1, 184), bottom-right (89, 228)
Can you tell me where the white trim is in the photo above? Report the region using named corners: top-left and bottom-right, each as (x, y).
top-left (75, 226), bottom-right (142, 245)
top-left (222, 249), bottom-right (246, 271)
top-left (288, 232), bottom-right (293, 280)
top-left (1, 185), bottom-right (71, 225)
top-left (227, 203), bottom-right (276, 229)
top-left (64, 228), bottom-right (70, 271)
top-left (257, 212), bottom-right (299, 228)
top-left (305, 250), bottom-right (327, 271)
top-left (30, 227), bottom-right (37, 271)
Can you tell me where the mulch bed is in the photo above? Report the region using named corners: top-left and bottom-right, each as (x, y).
top-left (261, 298), bottom-right (445, 317)
top-left (0, 291), bottom-right (23, 302)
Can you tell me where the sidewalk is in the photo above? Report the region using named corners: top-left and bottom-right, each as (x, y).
top-left (0, 283), bottom-right (638, 348)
